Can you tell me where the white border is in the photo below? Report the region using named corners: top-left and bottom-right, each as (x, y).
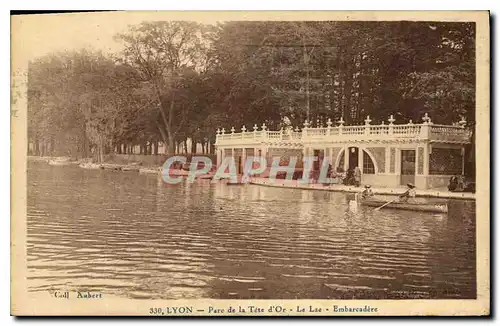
top-left (5, 2), bottom-right (497, 325)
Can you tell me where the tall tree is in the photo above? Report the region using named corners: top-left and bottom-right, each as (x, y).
top-left (115, 21), bottom-right (209, 153)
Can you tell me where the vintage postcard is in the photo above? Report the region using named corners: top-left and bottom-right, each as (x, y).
top-left (11, 11), bottom-right (490, 316)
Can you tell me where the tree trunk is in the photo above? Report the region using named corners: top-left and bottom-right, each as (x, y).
top-left (35, 138), bottom-right (40, 156)
top-left (153, 142), bottom-right (159, 155)
top-left (167, 136), bottom-right (175, 155)
top-left (50, 137), bottom-right (55, 156)
top-left (157, 100), bottom-right (175, 155)
top-left (184, 139), bottom-right (189, 154)
top-left (168, 138), bottom-right (175, 155)
top-left (82, 129), bottom-right (89, 158)
top-left (98, 136), bottom-right (105, 163)
top-left (191, 138), bottom-right (196, 154)
top-left (303, 39), bottom-right (311, 121)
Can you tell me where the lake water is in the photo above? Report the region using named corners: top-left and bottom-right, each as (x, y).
top-left (27, 163), bottom-right (476, 299)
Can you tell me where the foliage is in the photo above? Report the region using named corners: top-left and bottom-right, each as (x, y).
top-left (27, 21), bottom-right (475, 158)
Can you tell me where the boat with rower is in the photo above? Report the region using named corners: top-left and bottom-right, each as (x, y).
top-left (359, 198), bottom-right (448, 213)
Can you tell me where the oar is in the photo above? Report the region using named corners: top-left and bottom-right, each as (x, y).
top-left (374, 198), bottom-right (397, 211)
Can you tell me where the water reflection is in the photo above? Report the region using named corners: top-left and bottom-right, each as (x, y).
top-left (27, 163), bottom-right (476, 299)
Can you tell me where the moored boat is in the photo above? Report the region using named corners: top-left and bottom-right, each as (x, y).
top-left (196, 174), bottom-right (213, 180)
top-left (360, 198), bottom-right (448, 213)
top-left (121, 166), bottom-right (141, 172)
top-left (169, 169), bottom-right (190, 176)
top-left (48, 159), bottom-right (72, 166)
top-left (79, 162), bottom-right (102, 169)
top-left (139, 167), bottom-right (161, 174)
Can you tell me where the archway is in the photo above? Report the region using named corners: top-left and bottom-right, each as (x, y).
top-left (334, 147), bottom-right (379, 174)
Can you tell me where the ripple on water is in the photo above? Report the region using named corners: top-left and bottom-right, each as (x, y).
top-left (27, 164), bottom-right (476, 300)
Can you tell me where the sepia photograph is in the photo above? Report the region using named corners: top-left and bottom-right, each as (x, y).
top-left (10, 10), bottom-right (490, 316)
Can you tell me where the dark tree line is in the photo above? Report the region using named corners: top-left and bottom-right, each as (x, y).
top-left (27, 21), bottom-right (475, 162)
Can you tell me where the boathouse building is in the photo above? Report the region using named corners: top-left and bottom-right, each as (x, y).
top-left (214, 114), bottom-right (471, 189)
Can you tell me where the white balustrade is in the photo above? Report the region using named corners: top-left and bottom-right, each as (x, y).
top-left (303, 128), bottom-right (327, 138)
top-left (243, 132), bottom-right (255, 140)
top-left (429, 125), bottom-right (471, 142)
top-left (267, 131), bottom-right (281, 139)
top-left (215, 115), bottom-right (471, 146)
top-left (369, 125), bottom-right (390, 135)
top-left (342, 126), bottom-right (365, 135)
top-left (392, 125), bottom-right (421, 136)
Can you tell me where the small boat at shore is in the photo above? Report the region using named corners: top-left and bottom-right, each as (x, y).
top-left (169, 169), bottom-right (190, 176)
top-left (48, 160), bottom-right (71, 166)
top-left (121, 166), bottom-right (141, 172)
top-left (100, 163), bottom-right (123, 171)
top-left (48, 157), bottom-right (74, 166)
top-left (196, 174), bottom-right (214, 180)
top-left (139, 167), bottom-right (161, 174)
top-left (360, 198), bottom-right (448, 213)
top-left (79, 162), bottom-right (102, 169)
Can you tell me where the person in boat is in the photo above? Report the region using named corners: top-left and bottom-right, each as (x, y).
top-left (399, 183), bottom-right (416, 202)
top-left (448, 175), bottom-right (458, 191)
top-left (456, 174), bottom-right (465, 192)
top-left (361, 185), bottom-right (374, 199)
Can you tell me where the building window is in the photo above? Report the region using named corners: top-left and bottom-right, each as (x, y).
top-left (363, 151), bottom-right (375, 174)
top-left (429, 148), bottom-right (462, 175)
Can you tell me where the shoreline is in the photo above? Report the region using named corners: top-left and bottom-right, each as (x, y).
top-left (249, 178), bottom-right (475, 200)
top-left (28, 156), bottom-right (475, 200)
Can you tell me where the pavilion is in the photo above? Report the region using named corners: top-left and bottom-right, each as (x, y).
top-left (214, 113), bottom-right (472, 189)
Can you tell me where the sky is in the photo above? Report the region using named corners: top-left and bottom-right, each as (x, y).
top-left (11, 10), bottom-right (486, 65)
top-left (12, 11), bottom-right (226, 62)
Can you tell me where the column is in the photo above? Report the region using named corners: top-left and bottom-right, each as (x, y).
top-left (358, 147), bottom-right (363, 170)
top-left (423, 144), bottom-right (429, 176)
top-left (241, 148), bottom-right (246, 174)
top-left (343, 145), bottom-right (349, 172)
top-left (461, 146), bottom-right (465, 175)
top-left (385, 146), bottom-right (391, 173)
top-left (216, 148), bottom-right (222, 167)
top-left (261, 147), bottom-right (268, 167)
top-left (395, 148), bottom-right (401, 176)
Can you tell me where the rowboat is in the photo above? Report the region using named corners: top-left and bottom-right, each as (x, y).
top-left (48, 158), bottom-right (72, 166)
top-left (196, 174), bottom-right (214, 180)
top-left (79, 162), bottom-right (101, 169)
top-left (121, 166), bottom-right (141, 172)
top-left (360, 198), bottom-right (448, 213)
top-left (227, 182), bottom-right (245, 186)
top-left (169, 169), bottom-right (190, 176)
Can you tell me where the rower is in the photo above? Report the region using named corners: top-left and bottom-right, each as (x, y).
top-left (361, 185), bottom-right (374, 199)
top-left (399, 183), bottom-right (416, 202)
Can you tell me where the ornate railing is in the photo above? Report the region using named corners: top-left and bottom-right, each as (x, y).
top-left (215, 114), bottom-right (471, 146)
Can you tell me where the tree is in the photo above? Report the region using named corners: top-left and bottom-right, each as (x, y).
top-left (115, 21), bottom-right (209, 154)
top-left (27, 20), bottom-right (475, 163)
